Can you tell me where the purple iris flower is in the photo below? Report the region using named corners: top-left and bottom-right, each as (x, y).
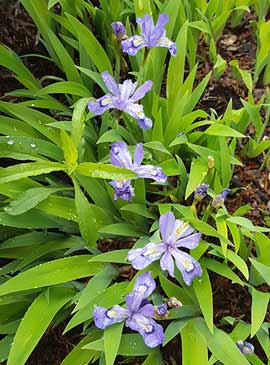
top-left (121, 14), bottom-right (176, 56)
top-left (155, 304), bottom-right (168, 317)
top-left (112, 22), bottom-right (126, 40)
top-left (236, 340), bottom-right (254, 356)
top-left (93, 272), bottom-right (164, 348)
top-left (109, 141), bottom-right (167, 201)
top-left (194, 183), bottom-right (209, 202)
top-left (212, 188), bottom-right (231, 209)
top-left (88, 71), bottom-right (153, 130)
top-left (128, 212), bottom-right (202, 285)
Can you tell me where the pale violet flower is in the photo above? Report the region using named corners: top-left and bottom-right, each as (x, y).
top-left (128, 212), bottom-right (202, 285)
top-left (194, 183), bottom-right (209, 202)
top-left (212, 188), bottom-right (231, 209)
top-left (109, 142), bottom-right (166, 201)
top-left (93, 272), bottom-right (164, 348)
top-left (122, 14), bottom-right (176, 56)
top-left (154, 304), bottom-right (168, 317)
top-left (236, 341), bottom-right (254, 356)
top-left (111, 22), bottom-right (126, 40)
top-left (88, 71), bottom-right (153, 130)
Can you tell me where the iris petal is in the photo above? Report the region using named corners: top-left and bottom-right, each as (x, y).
top-left (171, 249), bottom-right (202, 285)
top-left (128, 242), bottom-right (166, 270)
top-left (93, 305), bottom-right (129, 329)
top-left (126, 314), bottom-right (164, 348)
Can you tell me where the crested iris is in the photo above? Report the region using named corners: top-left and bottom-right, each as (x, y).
top-left (212, 188), bottom-right (231, 209)
top-left (88, 71), bottom-right (153, 130)
top-left (122, 14), bottom-right (176, 56)
top-left (93, 272), bottom-right (164, 348)
top-left (128, 212), bottom-right (202, 285)
top-left (111, 21), bottom-right (126, 40)
top-left (109, 141), bottom-right (166, 201)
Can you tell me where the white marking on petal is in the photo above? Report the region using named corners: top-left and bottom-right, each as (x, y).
top-left (116, 181), bottom-right (124, 188)
top-left (175, 222), bottom-right (188, 235)
top-left (101, 97), bottom-right (112, 106)
top-left (182, 259), bottom-right (194, 272)
top-left (133, 37), bottom-right (145, 47)
top-left (144, 246), bottom-right (158, 256)
top-left (142, 323), bottom-right (153, 333)
top-left (156, 38), bottom-right (172, 46)
top-left (107, 309), bottom-right (118, 318)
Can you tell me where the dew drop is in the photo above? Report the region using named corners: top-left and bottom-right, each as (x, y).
top-left (6, 135), bottom-right (10, 138)
top-left (7, 140), bottom-right (14, 145)
top-left (30, 143), bottom-right (37, 148)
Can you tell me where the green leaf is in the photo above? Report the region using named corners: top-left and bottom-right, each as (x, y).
top-left (83, 334), bottom-right (151, 356)
top-left (193, 318), bottom-right (250, 365)
top-left (187, 218), bottom-right (232, 248)
top-left (121, 204), bottom-right (156, 219)
top-left (0, 102), bottom-right (61, 145)
top-left (209, 244), bottom-right (249, 280)
top-left (0, 336), bottom-right (13, 362)
top-left (185, 158), bottom-right (208, 199)
top-left (4, 187), bottom-right (67, 215)
top-left (164, 319), bottom-right (188, 345)
top-left (251, 256), bottom-right (270, 286)
top-left (167, 22), bottom-right (188, 107)
top-left (159, 273), bottom-right (193, 305)
top-left (48, 0), bottom-right (58, 9)
top-left (66, 14), bottom-right (112, 74)
top-left (89, 250), bottom-right (129, 264)
top-left (17, 236), bottom-right (83, 270)
top-left (61, 330), bottom-right (102, 365)
top-left (74, 266), bottom-right (116, 312)
top-left (74, 180), bottom-right (98, 247)
top-left (202, 258), bottom-right (244, 286)
top-left (227, 216), bottom-right (270, 233)
top-left (76, 162), bottom-right (137, 180)
top-left (251, 288), bottom-right (269, 337)
top-left (141, 350), bottom-right (163, 365)
top-left (71, 98), bottom-right (89, 147)
top-left (181, 321), bottom-right (208, 365)
top-left (7, 287), bottom-right (74, 365)
top-left (104, 322), bottom-right (124, 365)
top-left (36, 81), bottom-right (90, 97)
top-left (0, 162), bottom-right (64, 184)
top-left (0, 210), bottom-right (64, 229)
top-left (134, 0), bottom-right (152, 17)
top-left (205, 124), bottom-right (245, 137)
top-left (0, 256), bottom-right (104, 296)
top-left (0, 44), bottom-right (39, 91)
top-left (64, 282), bottom-right (127, 333)
top-left (143, 141), bottom-right (172, 157)
top-left (60, 129), bottom-right (78, 166)
top-left (99, 223), bottom-right (143, 237)
top-left (193, 268), bottom-right (213, 333)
